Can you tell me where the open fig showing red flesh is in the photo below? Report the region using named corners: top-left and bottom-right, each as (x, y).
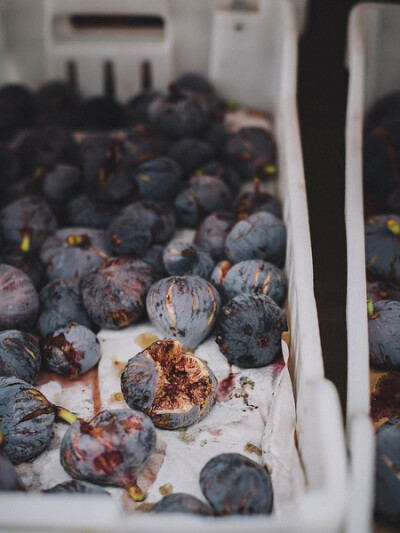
top-left (121, 339), bottom-right (217, 429)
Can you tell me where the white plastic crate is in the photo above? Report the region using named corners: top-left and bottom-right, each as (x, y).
top-left (0, 1), bottom-right (346, 532)
top-left (345, 3), bottom-right (400, 532)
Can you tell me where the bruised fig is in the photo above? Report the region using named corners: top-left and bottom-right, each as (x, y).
top-left (121, 339), bottom-right (217, 429)
top-left (0, 377), bottom-right (55, 463)
top-left (152, 493), bottom-right (214, 515)
top-left (146, 276), bottom-right (220, 348)
top-left (60, 409), bottom-right (156, 501)
top-left (199, 453), bottom-right (273, 515)
top-left (0, 432), bottom-right (27, 491)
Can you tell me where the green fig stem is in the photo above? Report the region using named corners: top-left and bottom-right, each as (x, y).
top-left (54, 406), bottom-right (79, 425)
top-left (20, 234), bottom-right (30, 252)
top-left (263, 164), bottom-right (277, 176)
top-left (386, 219), bottom-right (400, 235)
top-left (126, 483), bottom-right (145, 502)
top-left (66, 234), bottom-right (84, 247)
top-left (367, 298), bottom-right (374, 317)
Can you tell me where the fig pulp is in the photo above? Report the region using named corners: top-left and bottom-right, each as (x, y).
top-left (60, 409), bottom-right (156, 501)
top-left (121, 339), bottom-right (217, 429)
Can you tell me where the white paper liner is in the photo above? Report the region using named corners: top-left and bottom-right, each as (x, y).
top-left (15, 108), bottom-right (305, 514)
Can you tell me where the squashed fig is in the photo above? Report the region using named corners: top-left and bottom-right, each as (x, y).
top-left (121, 339), bottom-right (217, 429)
top-left (60, 409), bottom-right (156, 501)
top-left (152, 492), bottom-right (214, 515)
top-left (199, 452), bottom-right (273, 515)
top-left (146, 276), bottom-right (220, 348)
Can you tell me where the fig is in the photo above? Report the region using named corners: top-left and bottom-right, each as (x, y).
top-left (152, 493), bottom-right (214, 515)
top-left (43, 480), bottom-right (109, 495)
top-left (0, 264), bottom-right (39, 331)
top-left (121, 339), bottom-right (217, 429)
top-left (146, 276), bottom-right (221, 348)
top-left (199, 453), bottom-right (273, 515)
top-left (0, 377), bottom-right (55, 463)
top-left (60, 409), bottom-right (156, 501)
top-left (215, 294), bottom-right (287, 368)
top-left (0, 330), bottom-right (41, 383)
top-left (162, 240), bottom-right (214, 278)
top-left (365, 214), bottom-right (400, 283)
top-left (368, 299), bottom-right (400, 370)
top-left (375, 417), bottom-right (400, 525)
top-left (0, 432), bottom-right (27, 491)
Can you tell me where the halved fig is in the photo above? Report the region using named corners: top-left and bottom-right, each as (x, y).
top-left (121, 339), bottom-right (217, 429)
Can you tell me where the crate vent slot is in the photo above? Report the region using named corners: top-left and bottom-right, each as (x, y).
top-left (103, 61), bottom-right (115, 99)
top-left (141, 61), bottom-right (152, 91)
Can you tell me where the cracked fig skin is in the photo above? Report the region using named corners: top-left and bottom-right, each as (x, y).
top-left (146, 275), bottom-right (221, 348)
top-left (121, 339), bottom-right (217, 429)
top-left (60, 409), bottom-right (156, 501)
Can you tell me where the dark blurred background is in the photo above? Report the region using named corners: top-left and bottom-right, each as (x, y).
top-left (298, 0), bottom-right (399, 413)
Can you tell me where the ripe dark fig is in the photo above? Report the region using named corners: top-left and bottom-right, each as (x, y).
top-left (121, 339), bottom-right (217, 430)
top-left (0, 330), bottom-right (41, 383)
top-left (367, 281), bottom-right (400, 303)
top-left (152, 493), bottom-right (214, 515)
top-left (199, 453), bottom-right (273, 515)
top-left (43, 480), bottom-right (110, 495)
top-left (37, 278), bottom-right (92, 337)
top-left (0, 377), bottom-right (55, 463)
top-left (0, 195), bottom-right (58, 253)
top-left (365, 214), bottom-right (400, 283)
top-left (81, 258), bottom-right (156, 329)
top-left (0, 432), bottom-right (27, 491)
top-left (235, 178), bottom-right (282, 220)
top-left (60, 409), bottom-right (156, 501)
top-left (133, 157), bottom-right (182, 202)
top-left (0, 248), bottom-right (44, 289)
top-left (215, 294), bottom-right (287, 368)
top-left (67, 195), bottom-right (116, 230)
top-left (224, 127), bottom-right (277, 182)
top-left (194, 211), bottom-right (236, 262)
top-left (368, 299), bottom-right (400, 370)
top-left (126, 201), bottom-right (176, 245)
top-left (225, 211), bottom-right (286, 267)
top-left (168, 138), bottom-right (214, 178)
top-left (0, 264), bottom-right (39, 331)
top-left (223, 259), bottom-right (287, 306)
top-left (106, 209), bottom-right (152, 258)
top-left (375, 417), bottom-right (400, 525)
top-left (163, 240), bottom-right (214, 278)
top-left (146, 276), bottom-right (221, 348)
top-left (209, 260), bottom-right (233, 298)
top-left (40, 227), bottom-right (110, 283)
top-left (41, 323), bottom-right (101, 377)
top-left (174, 175), bottom-right (232, 228)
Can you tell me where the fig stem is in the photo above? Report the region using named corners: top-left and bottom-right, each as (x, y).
top-left (126, 483), bottom-right (145, 502)
top-left (263, 164), bottom-right (277, 175)
top-left (20, 234), bottom-right (30, 252)
top-left (66, 234), bottom-right (84, 247)
top-left (367, 298), bottom-right (374, 317)
top-left (386, 219), bottom-right (400, 235)
top-left (54, 406), bottom-right (79, 425)
top-left (253, 177), bottom-right (261, 197)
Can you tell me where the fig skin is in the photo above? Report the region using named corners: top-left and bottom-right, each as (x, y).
top-left (0, 376), bottom-right (55, 463)
top-left (368, 299), bottom-right (400, 370)
top-left (163, 240), bottom-right (214, 278)
top-left (146, 275), bottom-right (221, 348)
top-left (215, 294), bottom-right (287, 368)
top-left (0, 330), bottom-right (41, 383)
top-left (43, 480), bottom-right (109, 495)
top-left (152, 493), bottom-right (214, 515)
top-left (60, 409), bottom-right (156, 501)
top-left (121, 339), bottom-right (217, 430)
top-left (199, 452), bottom-right (273, 515)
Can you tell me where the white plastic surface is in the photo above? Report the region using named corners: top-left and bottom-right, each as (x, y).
top-left (0, 0), bottom-right (346, 532)
top-left (345, 3), bottom-right (400, 532)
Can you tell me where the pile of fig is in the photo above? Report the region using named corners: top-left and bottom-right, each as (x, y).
top-left (0, 72), bottom-right (287, 516)
top-left (363, 91), bottom-right (400, 527)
